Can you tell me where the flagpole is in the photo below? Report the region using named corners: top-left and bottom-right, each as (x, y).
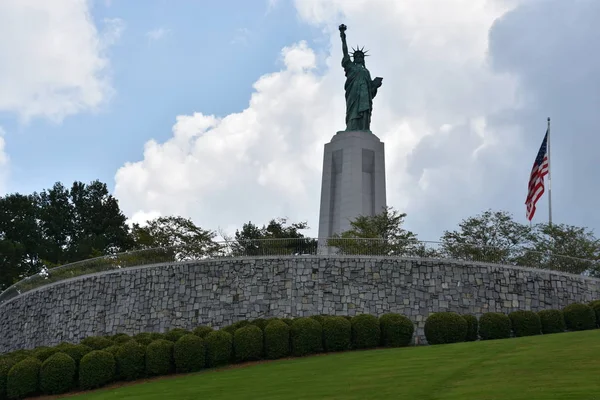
top-left (547, 117), bottom-right (552, 226)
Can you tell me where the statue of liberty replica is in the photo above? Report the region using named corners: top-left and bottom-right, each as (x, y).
top-left (339, 24), bottom-right (383, 132)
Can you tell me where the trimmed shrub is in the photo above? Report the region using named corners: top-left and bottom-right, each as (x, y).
top-left (462, 315), bottom-right (479, 342)
top-left (322, 316), bottom-right (351, 352)
top-left (40, 352), bottom-right (76, 395)
top-left (291, 317), bottom-right (323, 357)
top-left (563, 303), bottom-right (596, 331)
top-left (309, 315), bottom-right (326, 325)
top-left (281, 318), bottom-right (294, 326)
top-left (351, 314), bottom-right (381, 349)
top-left (174, 335), bottom-right (206, 373)
top-left (6, 357), bottom-right (41, 399)
top-left (112, 334), bottom-right (132, 344)
top-left (222, 321), bottom-right (249, 336)
top-left (343, 316), bottom-right (353, 322)
top-left (538, 309), bottom-right (566, 334)
top-left (116, 341), bottom-right (146, 381)
top-left (33, 346), bottom-right (60, 362)
top-left (193, 326), bottom-right (214, 339)
top-left (80, 336), bottom-right (114, 350)
top-left (379, 313), bottom-right (414, 347)
top-left (0, 357), bottom-right (18, 399)
top-left (145, 340), bottom-right (174, 376)
top-left (149, 332), bottom-right (164, 341)
top-left (479, 312), bottom-right (511, 340)
top-left (205, 331), bottom-right (233, 367)
top-left (264, 320), bottom-right (291, 360)
top-left (164, 328), bottom-right (190, 343)
top-left (5, 350), bottom-right (33, 363)
top-left (104, 345), bottom-right (122, 356)
top-left (234, 325), bottom-right (264, 362)
top-left (588, 300), bottom-right (600, 327)
top-left (509, 310), bottom-right (541, 337)
top-left (79, 351), bottom-right (116, 390)
top-left (55, 343), bottom-right (92, 367)
top-left (250, 318), bottom-right (269, 331)
top-left (424, 312), bottom-right (468, 345)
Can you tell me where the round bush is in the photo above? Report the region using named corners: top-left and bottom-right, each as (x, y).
top-left (322, 316), bottom-right (351, 352)
top-left (0, 357), bottom-right (18, 399)
top-left (479, 312), bottom-right (512, 340)
top-left (309, 315), bottom-right (326, 325)
top-left (281, 318), bottom-right (294, 326)
top-left (563, 303), bottom-right (596, 331)
top-left (116, 341), bottom-right (146, 381)
top-left (379, 313), bottom-right (414, 347)
top-left (174, 334), bottom-right (206, 373)
top-left (40, 352), bottom-right (76, 395)
top-left (424, 312), bottom-right (467, 345)
top-left (33, 346), bottom-right (60, 362)
top-left (205, 331), bottom-right (233, 367)
top-left (164, 328), bottom-right (190, 343)
top-left (104, 345), bottom-right (122, 356)
top-left (264, 320), bottom-right (291, 360)
top-left (80, 336), bottom-right (114, 350)
top-left (291, 317), bottom-right (323, 357)
top-left (250, 318), bottom-right (269, 331)
top-left (145, 339), bottom-right (174, 376)
top-left (6, 357), bottom-right (41, 399)
top-left (112, 334), bottom-right (132, 344)
top-left (234, 325), bottom-right (264, 362)
top-left (132, 332), bottom-right (153, 346)
top-left (79, 350), bottom-right (116, 390)
top-left (351, 314), bottom-right (381, 349)
top-left (193, 326), bottom-right (214, 338)
top-left (462, 315), bottom-right (478, 342)
top-left (55, 343), bottom-right (92, 367)
top-left (222, 321), bottom-right (249, 336)
top-left (588, 300), bottom-right (600, 327)
top-left (509, 310), bottom-right (541, 337)
top-left (537, 309), bottom-right (566, 334)
top-left (5, 350), bottom-right (33, 363)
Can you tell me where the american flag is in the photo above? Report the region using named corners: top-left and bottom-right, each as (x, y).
top-left (525, 129), bottom-right (549, 221)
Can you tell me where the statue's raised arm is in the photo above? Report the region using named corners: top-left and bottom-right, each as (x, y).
top-left (337, 24), bottom-right (383, 132)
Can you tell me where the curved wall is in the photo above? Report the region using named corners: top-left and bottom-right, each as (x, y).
top-left (1, 256), bottom-right (599, 352)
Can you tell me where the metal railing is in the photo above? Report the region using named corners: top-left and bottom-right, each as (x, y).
top-left (0, 237), bottom-right (598, 304)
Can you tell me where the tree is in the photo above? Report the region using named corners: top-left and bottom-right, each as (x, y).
top-left (131, 216), bottom-right (222, 260)
top-left (327, 207), bottom-right (427, 256)
top-left (440, 209), bottom-right (534, 264)
top-left (232, 218), bottom-right (316, 256)
top-left (521, 223), bottom-right (600, 275)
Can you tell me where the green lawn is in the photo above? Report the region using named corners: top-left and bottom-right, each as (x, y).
top-left (71, 330), bottom-right (600, 400)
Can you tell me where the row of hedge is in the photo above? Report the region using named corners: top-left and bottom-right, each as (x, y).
top-left (1, 300), bottom-right (598, 399)
top-left (424, 301), bottom-right (600, 345)
top-left (0, 313), bottom-right (413, 399)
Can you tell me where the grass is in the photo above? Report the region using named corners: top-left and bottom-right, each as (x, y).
top-left (68, 330), bottom-right (600, 400)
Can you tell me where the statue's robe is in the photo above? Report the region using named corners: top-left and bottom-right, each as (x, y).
top-left (342, 54), bottom-right (379, 131)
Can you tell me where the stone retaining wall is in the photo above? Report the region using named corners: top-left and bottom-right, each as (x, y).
top-left (1, 256), bottom-right (599, 352)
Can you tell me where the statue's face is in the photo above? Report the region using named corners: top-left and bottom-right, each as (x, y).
top-left (354, 53), bottom-right (365, 65)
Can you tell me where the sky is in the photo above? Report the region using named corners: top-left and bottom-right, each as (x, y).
top-left (0, 0), bottom-right (599, 243)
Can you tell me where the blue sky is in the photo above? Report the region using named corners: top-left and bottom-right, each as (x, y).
top-left (1, 0), bottom-right (599, 242)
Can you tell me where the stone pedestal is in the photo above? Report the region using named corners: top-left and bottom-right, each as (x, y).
top-left (317, 131), bottom-right (387, 253)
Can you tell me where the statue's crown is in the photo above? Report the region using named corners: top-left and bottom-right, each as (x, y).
top-left (350, 45), bottom-right (369, 57)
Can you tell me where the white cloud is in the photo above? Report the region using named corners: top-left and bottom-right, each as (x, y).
top-left (0, 0), bottom-right (123, 122)
top-left (115, 0), bottom-right (528, 241)
top-left (0, 127), bottom-right (8, 194)
top-left (146, 27), bottom-right (170, 41)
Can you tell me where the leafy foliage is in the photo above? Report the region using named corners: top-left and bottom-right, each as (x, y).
top-left (234, 325), bottom-right (264, 362)
top-left (0, 357), bottom-right (18, 399)
top-left (379, 313), bottom-right (414, 347)
top-left (205, 331), bottom-right (233, 367)
top-left (462, 315), bottom-right (479, 341)
top-left (537, 309), bottom-right (566, 334)
top-left (351, 314), bottom-right (381, 349)
top-left (322, 316), bottom-right (351, 352)
top-left (40, 352), bottom-right (76, 395)
top-left (479, 312), bottom-right (512, 340)
top-left (264, 320), bottom-right (291, 360)
top-left (79, 350), bottom-right (116, 390)
top-left (164, 328), bottom-right (190, 343)
top-left (80, 336), bottom-right (114, 350)
top-left (291, 318), bottom-right (323, 357)
top-left (589, 300), bottom-right (600, 326)
top-left (115, 341), bottom-right (146, 381)
top-left (6, 357), bottom-right (41, 399)
top-left (193, 326), bottom-right (214, 339)
top-left (174, 335), bottom-right (206, 373)
top-left (509, 310), bottom-right (541, 337)
top-left (231, 218), bottom-right (317, 256)
top-left (145, 340), bottom-right (174, 376)
top-left (562, 303), bottom-right (596, 331)
top-left (33, 346), bottom-right (60, 362)
top-left (424, 313), bottom-right (467, 345)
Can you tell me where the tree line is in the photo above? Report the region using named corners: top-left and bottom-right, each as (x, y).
top-left (1, 180), bottom-right (599, 290)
